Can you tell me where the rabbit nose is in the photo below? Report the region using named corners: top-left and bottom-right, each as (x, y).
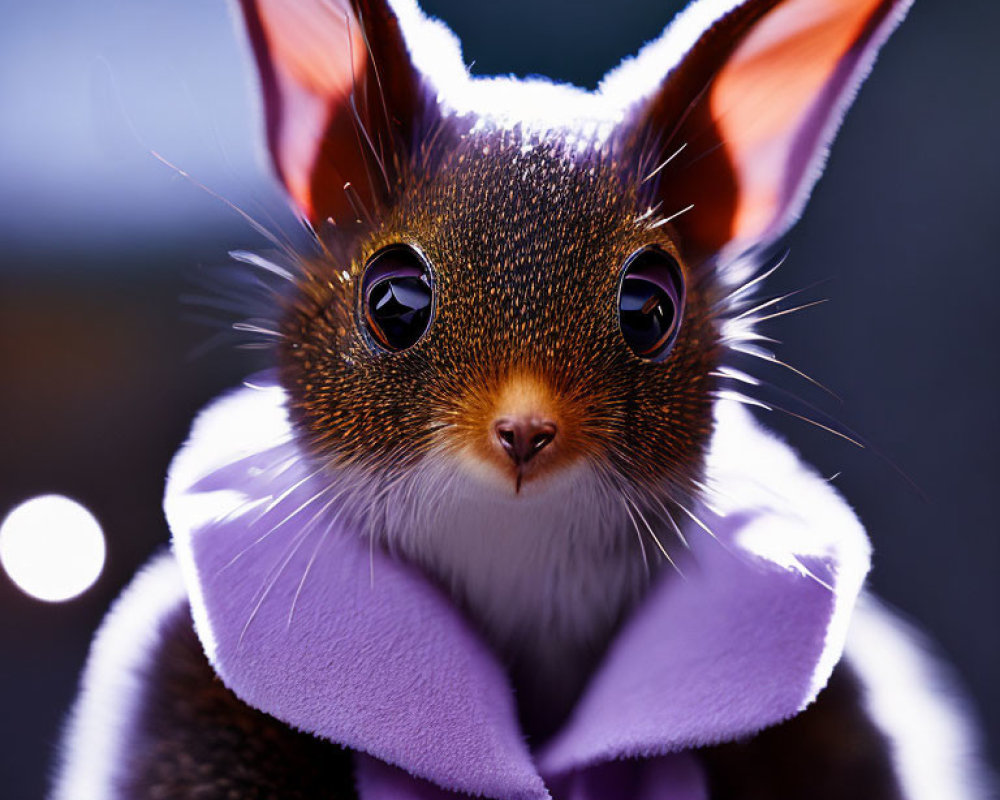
top-left (493, 417), bottom-right (558, 466)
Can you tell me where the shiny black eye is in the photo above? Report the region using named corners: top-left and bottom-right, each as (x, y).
top-left (617, 247), bottom-right (685, 361)
top-left (361, 245), bottom-right (434, 352)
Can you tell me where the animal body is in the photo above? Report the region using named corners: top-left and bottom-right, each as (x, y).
top-left (51, 0), bottom-right (989, 798)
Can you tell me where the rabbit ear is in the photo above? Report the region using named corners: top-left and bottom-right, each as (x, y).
top-left (614, 0), bottom-right (912, 262)
top-left (236, 0), bottom-right (435, 225)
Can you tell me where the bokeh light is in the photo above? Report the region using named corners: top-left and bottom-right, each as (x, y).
top-left (0, 495), bottom-right (106, 602)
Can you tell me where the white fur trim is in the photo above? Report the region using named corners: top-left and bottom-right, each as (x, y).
top-left (169, 389), bottom-right (874, 726)
top-left (706, 400), bottom-right (871, 705)
top-left (846, 597), bottom-right (995, 800)
top-left (165, 382), bottom-right (292, 667)
top-left (395, 0), bottom-right (616, 141)
top-left (390, 0), bottom-right (752, 143)
top-left (598, 0), bottom-right (746, 105)
top-left (50, 554), bottom-right (187, 800)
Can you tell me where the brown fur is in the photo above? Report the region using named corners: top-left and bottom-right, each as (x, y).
top-left (114, 606), bottom-right (902, 799)
top-left (701, 665), bottom-right (905, 800)
top-left (280, 128), bottom-right (721, 502)
top-left (119, 604), bottom-right (357, 800)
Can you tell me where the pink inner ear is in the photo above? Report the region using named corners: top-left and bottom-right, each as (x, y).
top-left (271, 73), bottom-right (337, 218)
top-left (710, 0), bottom-right (885, 246)
top-left (245, 0), bottom-right (369, 219)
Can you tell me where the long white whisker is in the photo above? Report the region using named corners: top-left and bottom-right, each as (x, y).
top-left (258, 465), bottom-right (330, 518)
top-left (720, 251), bottom-right (790, 304)
top-left (240, 484), bottom-right (351, 645)
top-left (287, 500), bottom-right (353, 627)
top-left (238, 523), bottom-right (316, 648)
top-left (151, 151), bottom-right (296, 257)
top-left (644, 491), bottom-right (690, 550)
top-left (622, 491), bottom-right (683, 577)
top-left (641, 142), bottom-right (687, 183)
top-left (670, 495), bottom-right (722, 546)
top-left (617, 493), bottom-right (651, 578)
top-left (599, 470), bottom-right (651, 580)
top-left (749, 298), bottom-right (828, 324)
top-left (714, 390), bottom-right (864, 448)
top-left (647, 203), bottom-right (695, 230)
top-left (216, 482), bottom-right (335, 576)
top-left (229, 250), bottom-right (297, 283)
top-left (732, 286), bottom-right (814, 321)
top-left (727, 343), bottom-right (841, 401)
top-left (231, 321), bottom-right (285, 339)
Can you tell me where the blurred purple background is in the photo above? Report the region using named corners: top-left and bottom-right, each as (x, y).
top-left (1, 0), bottom-right (997, 796)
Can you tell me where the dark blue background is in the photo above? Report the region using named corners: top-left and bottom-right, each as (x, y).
top-left (1, 0), bottom-right (996, 796)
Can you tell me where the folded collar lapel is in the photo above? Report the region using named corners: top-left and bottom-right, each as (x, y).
top-left (166, 385), bottom-right (869, 799)
top-left (539, 401), bottom-right (870, 778)
top-left (167, 383), bottom-right (548, 800)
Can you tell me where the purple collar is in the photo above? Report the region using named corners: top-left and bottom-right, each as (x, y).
top-left (166, 383), bottom-right (870, 800)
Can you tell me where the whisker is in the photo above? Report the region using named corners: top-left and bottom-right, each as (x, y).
top-left (238, 523), bottom-right (317, 648)
top-left (793, 557), bottom-right (835, 593)
top-left (343, 181), bottom-right (376, 227)
top-left (150, 151), bottom-right (295, 257)
top-left (731, 284), bottom-right (817, 321)
top-left (240, 482), bottom-right (353, 644)
top-left (597, 469), bottom-right (650, 580)
top-left (633, 201), bottom-right (663, 224)
top-left (352, 1), bottom-right (396, 173)
top-left (669, 495), bottom-right (721, 546)
top-left (350, 93), bottom-right (392, 191)
top-left (343, 11), bottom-right (391, 194)
top-left (616, 493), bottom-right (651, 578)
top-left (644, 491), bottom-right (690, 550)
top-left (216, 495), bottom-right (274, 529)
top-left (720, 250), bottom-right (790, 305)
top-left (720, 327), bottom-right (782, 347)
top-left (713, 388), bottom-right (773, 412)
top-left (216, 477), bottom-right (334, 575)
top-left (713, 388), bottom-right (864, 448)
top-left (229, 250), bottom-right (297, 283)
top-left (622, 491), bottom-right (684, 578)
top-left (647, 203), bottom-right (695, 230)
top-left (231, 321), bottom-right (285, 340)
top-left (287, 504), bottom-right (350, 626)
top-left (749, 299), bottom-right (828, 324)
top-left (641, 142), bottom-right (688, 184)
top-left (768, 405), bottom-right (864, 447)
top-left (727, 343), bottom-right (841, 402)
top-left (710, 366), bottom-right (759, 386)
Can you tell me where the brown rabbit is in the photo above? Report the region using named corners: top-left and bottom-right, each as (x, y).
top-left (51, 1), bottom-right (989, 798)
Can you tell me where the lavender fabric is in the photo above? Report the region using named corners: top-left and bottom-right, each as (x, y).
top-left (166, 384), bottom-right (870, 799)
top-left (355, 751), bottom-right (708, 800)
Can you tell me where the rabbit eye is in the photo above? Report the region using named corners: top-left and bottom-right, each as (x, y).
top-left (617, 247), bottom-right (685, 361)
top-left (361, 245), bottom-right (434, 352)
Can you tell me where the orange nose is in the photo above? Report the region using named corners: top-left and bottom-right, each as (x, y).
top-left (493, 417), bottom-right (558, 467)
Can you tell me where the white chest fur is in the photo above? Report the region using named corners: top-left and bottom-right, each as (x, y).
top-left (369, 456), bottom-right (664, 727)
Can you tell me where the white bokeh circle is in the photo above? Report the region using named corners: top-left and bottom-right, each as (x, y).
top-left (0, 495), bottom-right (106, 602)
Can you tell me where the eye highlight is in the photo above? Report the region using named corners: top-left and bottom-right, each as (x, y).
top-left (617, 247), bottom-right (685, 362)
top-left (361, 245), bottom-right (434, 352)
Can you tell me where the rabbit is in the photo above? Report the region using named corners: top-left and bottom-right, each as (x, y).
top-left (50, 0), bottom-right (990, 798)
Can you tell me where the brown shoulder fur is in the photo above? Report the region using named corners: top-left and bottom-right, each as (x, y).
top-left (701, 664), bottom-right (905, 800)
top-left (119, 604), bottom-right (357, 800)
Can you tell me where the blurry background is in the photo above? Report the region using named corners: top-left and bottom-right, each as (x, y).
top-left (1, 0), bottom-right (997, 795)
